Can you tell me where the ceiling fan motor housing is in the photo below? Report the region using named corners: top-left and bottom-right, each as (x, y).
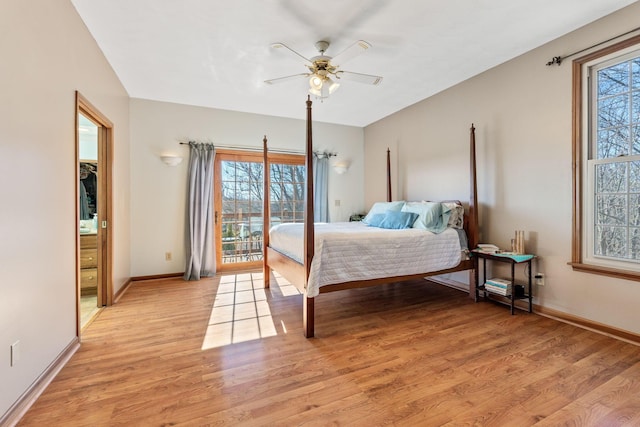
top-left (308, 57), bottom-right (335, 77)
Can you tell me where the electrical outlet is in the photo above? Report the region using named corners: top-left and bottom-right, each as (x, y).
top-left (165, 252), bottom-right (172, 261)
top-left (11, 341), bottom-right (20, 366)
top-left (535, 273), bottom-right (544, 286)
top-left (335, 200), bottom-right (341, 207)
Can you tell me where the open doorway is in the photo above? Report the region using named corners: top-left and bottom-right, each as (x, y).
top-left (76, 92), bottom-right (113, 334)
top-left (78, 116), bottom-right (99, 327)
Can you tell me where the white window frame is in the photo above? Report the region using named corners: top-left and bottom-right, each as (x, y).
top-left (572, 34), bottom-right (640, 281)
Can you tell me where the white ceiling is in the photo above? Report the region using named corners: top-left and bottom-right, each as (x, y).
top-left (71, 0), bottom-right (636, 127)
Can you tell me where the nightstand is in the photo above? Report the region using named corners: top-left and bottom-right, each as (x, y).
top-left (472, 250), bottom-right (534, 314)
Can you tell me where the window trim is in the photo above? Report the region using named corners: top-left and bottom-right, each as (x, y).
top-left (571, 33), bottom-right (640, 281)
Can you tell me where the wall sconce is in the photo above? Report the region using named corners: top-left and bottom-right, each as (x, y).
top-left (333, 160), bottom-right (350, 174)
top-left (160, 155), bottom-right (183, 166)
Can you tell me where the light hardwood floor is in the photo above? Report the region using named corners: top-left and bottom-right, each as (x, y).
top-left (18, 272), bottom-right (640, 426)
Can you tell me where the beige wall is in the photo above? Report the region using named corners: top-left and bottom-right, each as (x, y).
top-left (364, 2), bottom-right (640, 335)
top-left (0, 0), bottom-right (131, 417)
top-left (129, 99), bottom-right (364, 277)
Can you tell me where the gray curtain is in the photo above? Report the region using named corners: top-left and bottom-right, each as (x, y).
top-left (184, 142), bottom-right (216, 280)
top-left (313, 154), bottom-right (329, 222)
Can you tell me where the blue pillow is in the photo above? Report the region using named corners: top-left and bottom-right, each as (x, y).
top-left (362, 201), bottom-right (405, 224)
top-left (368, 211), bottom-right (418, 229)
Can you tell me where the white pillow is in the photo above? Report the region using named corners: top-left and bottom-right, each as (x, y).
top-left (442, 202), bottom-right (464, 229)
top-left (362, 201), bottom-right (405, 224)
top-left (401, 201), bottom-right (445, 230)
top-left (420, 200), bottom-right (464, 229)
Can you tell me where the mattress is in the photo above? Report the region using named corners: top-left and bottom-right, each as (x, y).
top-left (269, 222), bottom-right (463, 297)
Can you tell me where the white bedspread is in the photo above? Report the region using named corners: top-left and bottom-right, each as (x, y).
top-left (269, 222), bottom-right (462, 297)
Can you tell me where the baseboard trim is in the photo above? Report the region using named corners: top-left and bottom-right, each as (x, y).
top-left (113, 278), bottom-right (132, 303)
top-left (130, 272), bottom-right (184, 282)
top-left (0, 338), bottom-right (80, 427)
top-left (534, 305), bottom-right (640, 346)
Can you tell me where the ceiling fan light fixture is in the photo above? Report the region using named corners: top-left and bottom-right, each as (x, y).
top-left (309, 87), bottom-right (323, 97)
top-left (327, 77), bottom-right (340, 94)
top-left (309, 74), bottom-right (323, 90)
top-left (309, 81), bottom-right (331, 99)
top-left (309, 75), bottom-right (340, 99)
top-left (322, 84), bottom-right (330, 98)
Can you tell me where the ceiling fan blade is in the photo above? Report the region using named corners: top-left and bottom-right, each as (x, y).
top-left (264, 73), bottom-right (309, 85)
top-left (330, 40), bottom-right (371, 67)
top-left (335, 71), bottom-right (383, 85)
top-left (270, 42), bottom-right (313, 66)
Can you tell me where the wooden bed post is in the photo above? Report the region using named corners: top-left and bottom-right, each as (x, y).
top-left (263, 135), bottom-right (271, 289)
top-left (468, 124), bottom-right (479, 299)
top-left (386, 148), bottom-right (392, 202)
top-left (303, 96), bottom-right (315, 338)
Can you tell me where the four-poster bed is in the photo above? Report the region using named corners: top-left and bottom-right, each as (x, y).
top-left (262, 96), bottom-right (479, 337)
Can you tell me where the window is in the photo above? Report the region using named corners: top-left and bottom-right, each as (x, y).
top-left (269, 162), bottom-right (306, 223)
top-left (572, 34), bottom-right (640, 280)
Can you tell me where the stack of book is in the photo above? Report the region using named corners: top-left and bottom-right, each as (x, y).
top-left (484, 278), bottom-right (512, 296)
top-left (476, 244), bottom-right (500, 254)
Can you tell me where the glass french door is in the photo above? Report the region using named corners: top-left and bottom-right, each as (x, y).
top-left (214, 150), bottom-right (304, 270)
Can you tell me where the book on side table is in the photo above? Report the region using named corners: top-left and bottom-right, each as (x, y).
top-left (476, 243), bottom-right (500, 253)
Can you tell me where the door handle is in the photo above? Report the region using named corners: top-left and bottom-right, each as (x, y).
top-left (215, 211), bottom-right (219, 225)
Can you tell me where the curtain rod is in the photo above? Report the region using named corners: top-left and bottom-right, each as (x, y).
top-left (178, 141), bottom-right (304, 155)
top-left (546, 25), bottom-right (640, 66)
top-left (178, 141), bottom-right (338, 157)
top-left (315, 151), bottom-right (337, 158)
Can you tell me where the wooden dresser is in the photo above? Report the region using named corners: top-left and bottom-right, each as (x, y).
top-left (80, 233), bottom-right (98, 296)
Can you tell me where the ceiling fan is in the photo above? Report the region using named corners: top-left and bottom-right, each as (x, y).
top-left (264, 40), bottom-right (383, 100)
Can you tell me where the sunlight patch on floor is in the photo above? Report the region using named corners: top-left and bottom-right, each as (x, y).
top-left (271, 271), bottom-right (303, 297)
top-left (201, 271), bottom-right (300, 349)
